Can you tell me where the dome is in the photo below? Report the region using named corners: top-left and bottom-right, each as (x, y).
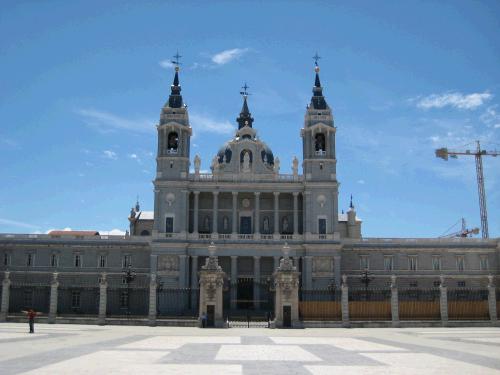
top-left (217, 143), bottom-right (232, 163)
top-left (260, 142), bottom-right (274, 166)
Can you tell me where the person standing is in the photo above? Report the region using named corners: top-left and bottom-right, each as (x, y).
top-left (22, 309), bottom-right (39, 333)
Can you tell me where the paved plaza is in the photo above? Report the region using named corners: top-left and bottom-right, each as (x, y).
top-left (0, 323), bottom-right (500, 374)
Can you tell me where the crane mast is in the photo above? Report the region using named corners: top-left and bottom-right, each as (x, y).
top-left (435, 140), bottom-right (499, 239)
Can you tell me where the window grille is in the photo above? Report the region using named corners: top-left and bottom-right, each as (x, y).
top-left (384, 256), bottom-right (393, 271)
top-left (408, 256), bottom-right (417, 271)
top-left (99, 255), bottom-right (106, 268)
top-left (71, 291), bottom-right (81, 308)
top-left (74, 254), bottom-right (82, 268)
top-left (360, 256), bottom-right (369, 270)
top-left (432, 256), bottom-right (441, 271)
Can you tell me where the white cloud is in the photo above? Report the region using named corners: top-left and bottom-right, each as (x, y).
top-left (357, 179), bottom-right (365, 184)
top-left (103, 150), bottom-right (117, 160)
top-left (159, 60), bottom-right (175, 69)
top-left (77, 109), bottom-right (154, 134)
top-left (129, 153), bottom-right (138, 159)
top-left (413, 91), bottom-right (492, 110)
top-left (190, 113), bottom-right (235, 135)
top-left (99, 229), bottom-right (126, 235)
top-left (480, 105), bottom-right (500, 129)
top-left (211, 48), bottom-right (249, 65)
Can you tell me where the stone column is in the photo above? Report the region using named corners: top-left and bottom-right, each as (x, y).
top-left (148, 273), bottom-right (157, 326)
top-left (273, 192), bottom-right (280, 236)
top-left (0, 272), bottom-right (11, 321)
top-left (341, 275), bottom-right (349, 327)
top-left (334, 255), bottom-right (341, 288)
top-left (230, 256), bottom-right (238, 310)
top-left (179, 255), bottom-right (188, 288)
top-left (254, 192), bottom-right (260, 235)
top-left (390, 275), bottom-right (399, 327)
top-left (191, 256), bottom-right (199, 308)
top-left (48, 272), bottom-right (59, 324)
top-left (232, 192), bottom-right (238, 235)
top-left (253, 256), bottom-right (261, 310)
top-left (293, 192), bottom-right (299, 236)
top-left (273, 244), bottom-right (301, 328)
top-left (212, 192), bottom-right (219, 234)
top-left (439, 275), bottom-right (448, 325)
top-left (98, 273), bottom-right (107, 325)
top-left (488, 275), bottom-right (497, 323)
top-left (199, 243), bottom-right (226, 328)
top-left (304, 256), bottom-right (313, 290)
top-left (193, 191), bottom-right (200, 234)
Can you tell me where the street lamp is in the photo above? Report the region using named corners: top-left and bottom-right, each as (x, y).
top-left (123, 264), bottom-right (136, 316)
top-left (360, 268), bottom-right (372, 300)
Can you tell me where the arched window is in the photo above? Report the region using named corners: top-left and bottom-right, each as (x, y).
top-left (167, 132), bottom-right (179, 153)
top-left (140, 230), bottom-right (150, 236)
top-left (315, 133), bottom-right (326, 153)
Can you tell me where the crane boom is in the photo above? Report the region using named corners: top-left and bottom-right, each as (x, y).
top-left (435, 140), bottom-right (499, 239)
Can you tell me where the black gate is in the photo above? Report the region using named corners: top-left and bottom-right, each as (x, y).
top-left (224, 277), bottom-right (274, 327)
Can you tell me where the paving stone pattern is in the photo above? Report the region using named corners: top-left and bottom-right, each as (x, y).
top-left (0, 323), bottom-right (500, 374)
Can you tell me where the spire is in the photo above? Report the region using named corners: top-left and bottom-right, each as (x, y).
top-left (310, 53), bottom-right (327, 110)
top-left (349, 194), bottom-right (354, 210)
top-left (168, 51), bottom-right (183, 108)
top-left (135, 196), bottom-right (140, 212)
top-left (237, 83), bottom-right (254, 129)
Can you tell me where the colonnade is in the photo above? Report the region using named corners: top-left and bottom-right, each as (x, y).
top-left (190, 191), bottom-right (301, 235)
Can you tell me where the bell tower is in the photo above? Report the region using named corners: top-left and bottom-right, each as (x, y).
top-left (153, 53), bottom-right (192, 236)
top-left (301, 55), bottom-right (339, 237)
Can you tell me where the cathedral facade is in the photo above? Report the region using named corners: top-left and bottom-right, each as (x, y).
top-left (0, 62), bottom-right (498, 322)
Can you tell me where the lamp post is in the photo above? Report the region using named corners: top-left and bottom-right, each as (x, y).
top-left (123, 264), bottom-right (136, 316)
top-left (360, 268), bottom-right (372, 300)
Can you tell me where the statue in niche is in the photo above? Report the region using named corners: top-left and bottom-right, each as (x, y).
top-left (292, 156), bottom-right (298, 176)
top-left (282, 216), bottom-right (289, 233)
top-left (204, 215), bottom-right (211, 232)
top-left (222, 216), bottom-right (229, 231)
top-left (263, 216), bottom-right (270, 233)
top-left (242, 151), bottom-right (251, 173)
top-left (194, 154), bottom-right (201, 174)
top-left (274, 157), bottom-right (280, 174)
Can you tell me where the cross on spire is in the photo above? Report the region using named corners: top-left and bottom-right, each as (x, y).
top-left (171, 50), bottom-right (182, 67)
top-left (240, 82), bottom-right (250, 97)
top-left (313, 52), bottom-right (321, 66)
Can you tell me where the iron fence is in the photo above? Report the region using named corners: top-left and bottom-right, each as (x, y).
top-left (9, 285), bottom-right (50, 314)
top-left (398, 288), bottom-right (440, 320)
top-left (57, 286), bottom-right (99, 316)
top-left (299, 288), bottom-right (341, 321)
top-left (349, 288), bottom-right (391, 321)
top-left (447, 288), bottom-right (489, 320)
top-left (106, 286), bottom-right (149, 316)
top-left (157, 288), bottom-right (199, 317)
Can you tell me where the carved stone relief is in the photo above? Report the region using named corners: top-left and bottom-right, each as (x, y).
top-left (157, 255), bottom-right (179, 272)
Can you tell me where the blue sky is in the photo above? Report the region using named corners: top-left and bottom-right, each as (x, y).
top-left (0, 1), bottom-right (499, 237)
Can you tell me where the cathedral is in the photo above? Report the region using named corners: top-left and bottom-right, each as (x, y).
top-left (0, 60), bottom-right (498, 325)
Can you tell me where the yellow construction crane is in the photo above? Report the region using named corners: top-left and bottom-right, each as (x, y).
top-left (439, 218), bottom-right (479, 238)
top-left (435, 140), bottom-right (499, 238)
